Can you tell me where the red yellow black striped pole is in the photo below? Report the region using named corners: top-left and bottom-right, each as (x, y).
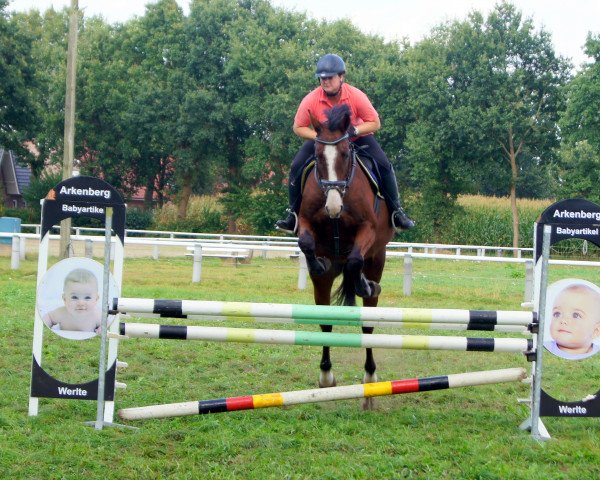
top-left (118, 367), bottom-right (526, 420)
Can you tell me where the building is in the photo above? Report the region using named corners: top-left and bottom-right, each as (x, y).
top-left (0, 148), bottom-right (32, 208)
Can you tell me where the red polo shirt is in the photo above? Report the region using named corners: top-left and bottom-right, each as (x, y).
top-left (294, 83), bottom-right (379, 131)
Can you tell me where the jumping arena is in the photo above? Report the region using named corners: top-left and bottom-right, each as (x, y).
top-left (27, 178), bottom-right (600, 442)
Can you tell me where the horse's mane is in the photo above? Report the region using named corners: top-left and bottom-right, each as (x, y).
top-left (325, 104), bottom-right (351, 132)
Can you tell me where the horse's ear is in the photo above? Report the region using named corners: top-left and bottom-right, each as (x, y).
top-left (310, 113), bottom-right (322, 134)
top-left (341, 106), bottom-right (351, 133)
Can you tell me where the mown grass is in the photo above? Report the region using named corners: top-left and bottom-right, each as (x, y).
top-left (1, 255), bottom-right (599, 479)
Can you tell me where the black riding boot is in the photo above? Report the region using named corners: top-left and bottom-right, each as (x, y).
top-left (379, 170), bottom-right (415, 231)
top-left (275, 171), bottom-right (303, 234)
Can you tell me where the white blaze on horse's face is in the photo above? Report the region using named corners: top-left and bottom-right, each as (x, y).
top-left (323, 144), bottom-right (343, 218)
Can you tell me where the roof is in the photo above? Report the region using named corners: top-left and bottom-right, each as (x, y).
top-left (14, 159), bottom-right (31, 192)
top-left (0, 148), bottom-right (32, 195)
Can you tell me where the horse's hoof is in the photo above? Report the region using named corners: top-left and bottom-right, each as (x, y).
top-left (319, 370), bottom-right (336, 388)
top-left (314, 257), bottom-right (332, 276)
top-left (368, 281), bottom-right (381, 298)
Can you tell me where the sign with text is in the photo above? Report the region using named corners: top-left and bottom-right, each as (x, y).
top-left (535, 198), bottom-right (600, 418)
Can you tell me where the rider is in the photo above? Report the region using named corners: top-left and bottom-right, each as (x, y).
top-left (275, 53), bottom-right (415, 234)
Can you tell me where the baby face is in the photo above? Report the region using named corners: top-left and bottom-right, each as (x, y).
top-left (550, 288), bottom-right (600, 353)
top-left (63, 281), bottom-right (99, 318)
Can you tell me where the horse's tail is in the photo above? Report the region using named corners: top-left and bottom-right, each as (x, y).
top-left (333, 268), bottom-right (356, 306)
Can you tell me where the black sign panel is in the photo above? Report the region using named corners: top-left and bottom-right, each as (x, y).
top-left (535, 198), bottom-right (600, 260)
top-left (30, 356), bottom-right (116, 401)
top-left (41, 176), bottom-right (126, 244)
top-left (540, 389), bottom-right (600, 417)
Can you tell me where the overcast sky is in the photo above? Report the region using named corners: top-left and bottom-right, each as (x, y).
top-left (7, 0), bottom-right (599, 69)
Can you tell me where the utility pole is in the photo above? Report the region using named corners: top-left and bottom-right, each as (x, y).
top-left (59, 0), bottom-right (79, 259)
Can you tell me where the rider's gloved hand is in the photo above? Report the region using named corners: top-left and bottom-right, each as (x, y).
top-left (347, 125), bottom-right (359, 138)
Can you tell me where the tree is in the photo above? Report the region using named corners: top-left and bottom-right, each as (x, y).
top-left (0, 1), bottom-right (39, 169)
top-left (77, 0), bottom-right (190, 206)
top-left (75, 17), bottom-right (139, 196)
top-left (403, 2), bottom-right (570, 247)
top-left (558, 34), bottom-right (600, 203)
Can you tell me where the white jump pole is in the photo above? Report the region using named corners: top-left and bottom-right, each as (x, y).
top-left (113, 298), bottom-right (537, 327)
top-left (118, 322), bottom-right (533, 353)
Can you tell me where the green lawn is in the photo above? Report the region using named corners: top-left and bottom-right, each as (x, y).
top-left (1, 256), bottom-right (599, 479)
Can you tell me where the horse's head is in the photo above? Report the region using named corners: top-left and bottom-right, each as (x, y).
top-left (311, 104), bottom-right (355, 219)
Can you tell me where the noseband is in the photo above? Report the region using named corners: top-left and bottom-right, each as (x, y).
top-left (314, 133), bottom-right (356, 197)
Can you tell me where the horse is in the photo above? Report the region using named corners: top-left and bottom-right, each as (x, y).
top-left (297, 103), bottom-right (395, 409)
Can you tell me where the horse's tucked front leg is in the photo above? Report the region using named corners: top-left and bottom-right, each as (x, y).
top-left (362, 326), bottom-right (378, 410)
top-left (319, 324), bottom-right (336, 388)
top-left (347, 249), bottom-right (381, 298)
top-left (298, 230), bottom-right (331, 276)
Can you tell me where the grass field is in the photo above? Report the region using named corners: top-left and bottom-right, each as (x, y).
top-left (1, 255), bottom-right (599, 479)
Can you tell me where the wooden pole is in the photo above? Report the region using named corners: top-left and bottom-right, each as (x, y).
top-left (59, 0), bottom-right (79, 259)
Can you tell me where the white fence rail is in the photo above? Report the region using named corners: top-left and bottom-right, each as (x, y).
top-left (3, 229), bottom-right (598, 303)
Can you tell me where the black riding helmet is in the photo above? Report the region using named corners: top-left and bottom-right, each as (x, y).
top-left (315, 54), bottom-right (346, 78)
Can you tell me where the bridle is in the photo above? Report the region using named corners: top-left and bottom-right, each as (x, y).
top-left (314, 133), bottom-right (357, 198)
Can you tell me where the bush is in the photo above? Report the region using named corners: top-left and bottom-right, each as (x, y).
top-left (2, 207), bottom-right (38, 223)
top-left (22, 171), bottom-right (63, 217)
top-left (126, 208), bottom-right (154, 233)
top-left (221, 185), bottom-right (287, 235)
top-left (153, 196), bottom-right (227, 233)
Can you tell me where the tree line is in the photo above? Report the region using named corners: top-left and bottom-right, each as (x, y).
top-left (1, 0), bottom-right (598, 245)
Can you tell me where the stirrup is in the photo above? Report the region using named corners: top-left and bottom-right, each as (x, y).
top-left (275, 210), bottom-right (298, 235)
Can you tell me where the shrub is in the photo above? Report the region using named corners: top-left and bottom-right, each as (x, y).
top-left (126, 208), bottom-right (154, 233)
top-left (22, 171), bottom-right (63, 217)
top-left (221, 185), bottom-right (287, 235)
top-left (153, 196), bottom-right (227, 233)
top-left (2, 207), bottom-right (38, 223)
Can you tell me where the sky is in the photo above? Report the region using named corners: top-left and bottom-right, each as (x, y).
top-left (7, 0), bottom-right (599, 69)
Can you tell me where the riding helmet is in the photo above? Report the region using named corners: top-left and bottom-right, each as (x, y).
top-left (315, 54), bottom-right (346, 78)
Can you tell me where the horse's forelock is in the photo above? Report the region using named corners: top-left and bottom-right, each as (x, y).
top-left (325, 104), bottom-right (351, 133)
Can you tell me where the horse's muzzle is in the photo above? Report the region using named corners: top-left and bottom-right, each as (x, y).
top-left (325, 190), bottom-right (343, 218)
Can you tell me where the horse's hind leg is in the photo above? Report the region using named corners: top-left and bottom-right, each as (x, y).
top-left (360, 257), bottom-right (384, 410)
top-left (319, 324), bottom-right (337, 388)
top-left (361, 326), bottom-right (378, 410)
top-left (312, 274), bottom-right (337, 388)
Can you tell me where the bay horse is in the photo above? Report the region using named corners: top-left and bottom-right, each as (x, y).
top-left (297, 104), bottom-right (395, 409)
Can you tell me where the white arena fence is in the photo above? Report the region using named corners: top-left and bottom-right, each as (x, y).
top-left (3, 229), bottom-right (599, 302)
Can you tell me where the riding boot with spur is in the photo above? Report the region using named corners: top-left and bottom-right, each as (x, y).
top-left (275, 170), bottom-right (303, 234)
top-left (379, 170), bottom-right (415, 231)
